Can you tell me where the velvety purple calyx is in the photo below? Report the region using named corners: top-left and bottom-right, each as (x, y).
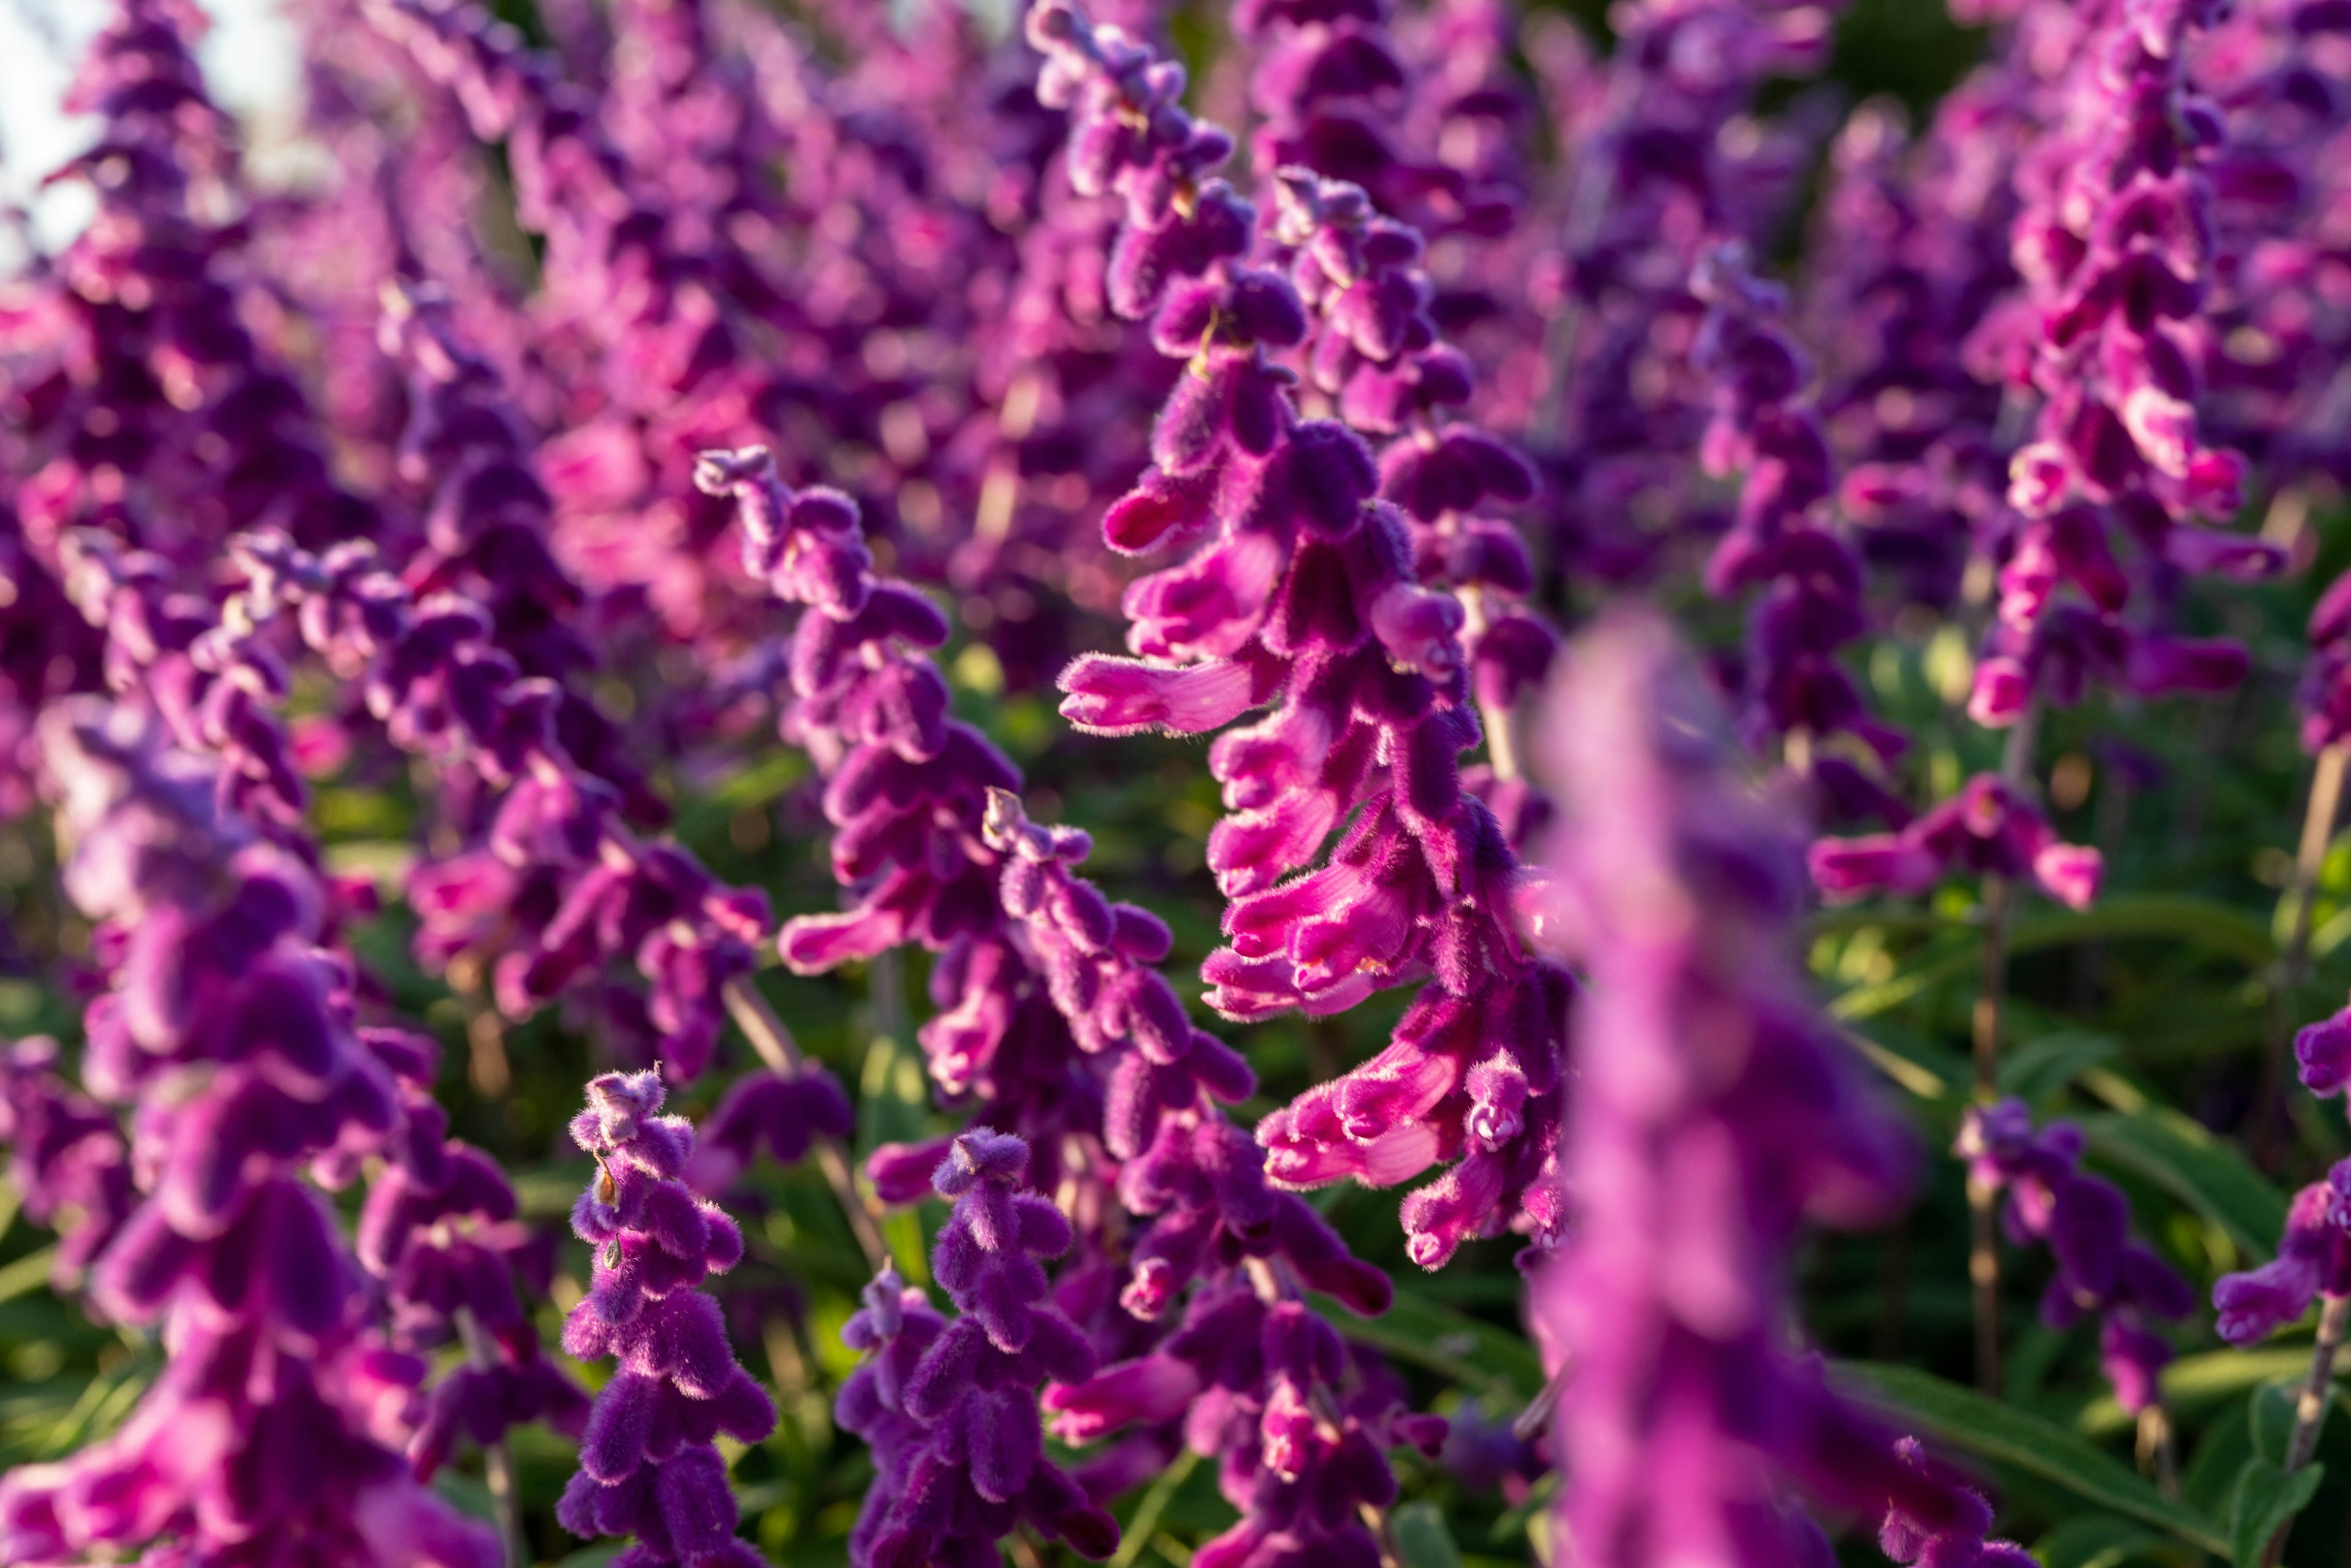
top-left (2215, 1170), bottom-right (2351, 1343)
top-left (836, 1128), bottom-right (1118, 1565)
top-left (557, 1071), bottom-right (774, 1568)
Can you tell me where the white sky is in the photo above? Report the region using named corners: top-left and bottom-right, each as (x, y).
top-left (0, 0), bottom-right (302, 258)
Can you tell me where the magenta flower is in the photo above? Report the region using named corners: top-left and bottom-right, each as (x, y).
top-left (1524, 611), bottom-right (1985, 1566)
top-left (1030, 0), bottom-right (1566, 1268)
top-left (2214, 1174), bottom-right (2351, 1343)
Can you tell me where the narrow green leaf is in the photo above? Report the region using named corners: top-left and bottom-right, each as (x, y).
top-left (1111, 1448), bottom-right (1200, 1568)
top-left (1830, 937), bottom-right (1979, 1022)
top-left (2079, 1109), bottom-right (2289, 1262)
top-left (2011, 893), bottom-right (2278, 970)
top-left (0, 1247), bottom-right (57, 1305)
top-left (2227, 1457), bottom-right (2323, 1567)
top-left (1836, 1362), bottom-right (2227, 1555)
top-left (1393, 1502), bottom-right (1468, 1568)
top-left (2034, 1514), bottom-right (2169, 1568)
top-left (2250, 1381), bottom-right (2301, 1468)
top-left (2000, 1031), bottom-right (2118, 1105)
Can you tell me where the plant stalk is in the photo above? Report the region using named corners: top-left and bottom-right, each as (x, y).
top-left (2267, 1292), bottom-right (2350, 1568)
top-left (454, 1305), bottom-right (524, 1568)
top-left (1970, 699), bottom-right (2041, 1395)
top-left (2263, 743), bottom-right (2350, 1160)
top-left (721, 973), bottom-right (892, 1273)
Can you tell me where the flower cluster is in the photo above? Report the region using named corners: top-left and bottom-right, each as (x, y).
top-left (837, 1130), bottom-right (1118, 1564)
top-left (13, 0), bottom-right (2351, 1563)
top-left (357, 1026), bottom-right (590, 1479)
top-left (1523, 610), bottom-right (1971, 1564)
top-left (560, 1070), bottom-right (777, 1567)
top-left (0, 702), bottom-right (494, 1568)
top-left (1810, 773), bottom-right (2103, 910)
top-left (1031, 0), bottom-right (1567, 1269)
top-left (1970, 0), bottom-right (2283, 728)
top-left (1955, 1100), bottom-right (2195, 1411)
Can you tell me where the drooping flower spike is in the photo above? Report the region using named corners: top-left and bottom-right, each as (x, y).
top-left (837, 1130), bottom-right (1120, 1566)
top-left (558, 1070), bottom-right (777, 1567)
top-left (1966, 0), bottom-right (2285, 729)
top-left (1523, 610), bottom-right (1987, 1568)
top-left (1029, 0), bottom-right (1569, 1268)
top-left (1954, 1100), bottom-right (2195, 1412)
top-left (0, 702), bottom-right (495, 1568)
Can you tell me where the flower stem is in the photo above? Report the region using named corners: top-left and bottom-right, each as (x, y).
top-left (2135, 1403), bottom-right (2178, 1499)
top-left (721, 973), bottom-right (892, 1272)
top-left (2262, 743), bottom-right (2349, 1160)
top-left (453, 1306), bottom-right (523, 1568)
top-left (2266, 1292), bottom-right (2350, 1568)
top-left (1970, 699), bottom-right (2041, 1395)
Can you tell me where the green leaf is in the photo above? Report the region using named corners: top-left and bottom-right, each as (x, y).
top-left (2000, 1030), bottom-right (2118, 1105)
top-left (1830, 936), bottom-right (1979, 1022)
top-left (672, 750), bottom-right (808, 844)
top-left (2079, 1109), bottom-right (2290, 1262)
top-left (2249, 1381), bottom-right (2301, 1468)
top-left (1392, 1502), bottom-right (1468, 1568)
top-left (1322, 1287), bottom-right (1543, 1398)
top-left (2011, 893), bottom-right (2279, 970)
top-left (2227, 1457), bottom-right (2323, 1567)
top-left (2034, 1514), bottom-right (2169, 1568)
top-left (1836, 1362), bottom-right (2227, 1555)
top-left (0, 1247), bottom-right (57, 1305)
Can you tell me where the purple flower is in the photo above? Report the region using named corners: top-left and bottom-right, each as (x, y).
top-left (558, 1070), bottom-right (776, 1567)
top-left (2214, 1172), bottom-right (2351, 1343)
top-left (838, 1129), bottom-right (1119, 1564)
top-left (1957, 1100), bottom-right (2192, 1408)
top-left (1031, 4), bottom-right (1568, 1267)
top-left (1879, 1438), bottom-right (2038, 1568)
top-left (1527, 610), bottom-right (1998, 1562)
top-left (356, 1029), bottom-right (589, 1479)
top-left (1811, 774), bottom-right (2102, 911)
top-left (0, 1038), bottom-right (135, 1294)
top-left (0, 700), bottom-right (495, 1568)
top-left (1972, 0), bottom-right (2284, 718)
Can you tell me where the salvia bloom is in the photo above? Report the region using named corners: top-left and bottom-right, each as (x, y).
top-left (692, 445), bottom-right (1103, 1186)
top-left (1687, 241), bottom-right (1911, 834)
top-left (0, 1036), bottom-right (134, 1295)
top-left (356, 1026), bottom-right (590, 1479)
top-left (1878, 1439), bottom-right (2038, 1568)
top-left (2213, 1172), bottom-right (2351, 1343)
top-left (1970, 0), bottom-right (2284, 729)
top-left (1809, 772), bottom-right (2103, 910)
top-left (2222, 1005), bottom-right (2351, 1340)
top-left (1954, 1100), bottom-right (2194, 1411)
top-left (559, 1070), bottom-right (777, 1567)
top-left (1030, 0), bottom-right (1569, 1268)
top-left (0, 701), bottom-right (494, 1568)
top-left (1523, 612), bottom-right (1981, 1568)
top-left (836, 1130), bottom-right (1119, 1566)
